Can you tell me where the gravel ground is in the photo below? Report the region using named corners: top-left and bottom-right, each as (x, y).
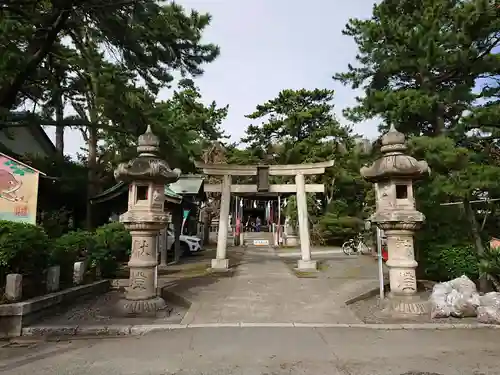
top-left (348, 290), bottom-right (479, 324)
top-left (33, 290), bottom-right (187, 326)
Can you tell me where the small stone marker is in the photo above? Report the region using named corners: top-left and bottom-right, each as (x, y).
top-left (73, 261), bottom-right (86, 285)
top-left (5, 274), bottom-right (22, 302)
top-left (46, 265), bottom-right (60, 292)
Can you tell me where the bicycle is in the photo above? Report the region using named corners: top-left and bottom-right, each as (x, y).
top-left (342, 233), bottom-right (369, 255)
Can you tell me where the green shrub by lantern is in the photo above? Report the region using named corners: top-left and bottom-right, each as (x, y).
top-left (52, 230), bottom-right (95, 285)
top-left (0, 220), bottom-right (50, 296)
top-left (90, 222), bottom-right (132, 278)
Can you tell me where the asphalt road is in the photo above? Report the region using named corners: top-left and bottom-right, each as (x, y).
top-left (1, 327), bottom-right (499, 375)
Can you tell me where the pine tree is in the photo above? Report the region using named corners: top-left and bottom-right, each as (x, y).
top-left (335, 0), bottom-right (500, 287)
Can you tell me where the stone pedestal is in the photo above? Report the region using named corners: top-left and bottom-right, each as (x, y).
top-left (115, 227), bottom-right (169, 317)
top-left (384, 229), bottom-right (418, 294)
top-left (211, 258), bottom-right (230, 271)
top-left (379, 226), bottom-right (428, 316)
top-left (296, 259), bottom-right (317, 271)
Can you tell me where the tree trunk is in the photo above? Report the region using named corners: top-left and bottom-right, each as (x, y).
top-left (55, 125), bottom-right (64, 155)
top-left (84, 45), bottom-right (100, 230)
top-left (55, 90), bottom-right (64, 155)
top-left (463, 197), bottom-right (488, 292)
top-left (203, 209), bottom-right (211, 245)
top-left (86, 125), bottom-right (98, 230)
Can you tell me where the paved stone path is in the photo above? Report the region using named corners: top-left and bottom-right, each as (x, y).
top-left (167, 245), bottom-right (382, 325)
top-left (2, 327), bottom-right (499, 374)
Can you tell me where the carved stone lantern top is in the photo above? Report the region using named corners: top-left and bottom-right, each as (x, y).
top-left (114, 125), bottom-right (181, 184)
top-left (360, 124), bottom-right (430, 182)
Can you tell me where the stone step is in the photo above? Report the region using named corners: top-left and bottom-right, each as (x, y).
top-left (243, 232), bottom-right (273, 238)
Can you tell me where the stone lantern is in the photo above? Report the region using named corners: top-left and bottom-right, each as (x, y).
top-left (360, 125), bottom-right (430, 315)
top-left (114, 125), bottom-right (180, 316)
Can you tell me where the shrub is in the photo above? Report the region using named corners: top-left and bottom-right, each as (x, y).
top-left (52, 230), bottom-right (95, 285)
top-left (90, 222), bottom-right (131, 278)
top-left (318, 213), bottom-right (364, 245)
top-left (421, 243), bottom-right (479, 282)
top-left (0, 220), bottom-right (51, 297)
top-left (38, 207), bottom-right (73, 239)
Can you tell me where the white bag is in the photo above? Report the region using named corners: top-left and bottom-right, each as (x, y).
top-left (477, 292), bottom-right (500, 324)
top-left (449, 275), bottom-right (477, 295)
top-left (450, 291), bottom-right (480, 318)
top-left (430, 276), bottom-right (479, 319)
top-left (430, 282), bottom-right (453, 319)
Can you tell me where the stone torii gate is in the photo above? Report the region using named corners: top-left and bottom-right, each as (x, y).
top-left (194, 160), bottom-right (334, 271)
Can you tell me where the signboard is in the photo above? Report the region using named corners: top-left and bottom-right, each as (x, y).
top-left (257, 166), bottom-right (269, 192)
top-left (253, 239), bottom-right (269, 246)
top-left (0, 154), bottom-right (40, 224)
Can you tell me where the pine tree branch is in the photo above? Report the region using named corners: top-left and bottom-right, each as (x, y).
top-left (0, 6), bottom-right (72, 109)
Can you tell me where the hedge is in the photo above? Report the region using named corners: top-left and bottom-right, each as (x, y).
top-left (0, 220), bottom-right (132, 298)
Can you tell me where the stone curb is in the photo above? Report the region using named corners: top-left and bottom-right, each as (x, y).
top-left (345, 284), bottom-right (390, 305)
top-left (21, 322), bottom-right (500, 337)
top-left (276, 249), bottom-right (343, 258)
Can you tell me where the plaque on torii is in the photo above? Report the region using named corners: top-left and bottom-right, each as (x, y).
top-left (257, 165), bottom-right (269, 192)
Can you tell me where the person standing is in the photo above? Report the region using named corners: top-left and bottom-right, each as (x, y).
top-left (256, 216), bottom-right (261, 232)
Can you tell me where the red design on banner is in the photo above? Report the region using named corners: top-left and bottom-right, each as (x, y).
top-left (14, 204), bottom-right (28, 217)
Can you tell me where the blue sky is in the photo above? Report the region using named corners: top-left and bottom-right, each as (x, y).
top-left (45, 0), bottom-right (380, 157)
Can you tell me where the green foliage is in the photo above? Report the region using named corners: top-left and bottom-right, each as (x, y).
top-left (0, 221), bottom-right (50, 296)
top-left (284, 196), bottom-right (298, 228)
top-left (242, 88), bottom-right (350, 165)
top-left (0, 219), bottom-right (132, 296)
top-left (318, 214), bottom-right (364, 245)
top-left (421, 243), bottom-right (479, 282)
top-left (409, 136), bottom-right (500, 200)
top-left (38, 207), bottom-right (73, 239)
top-left (104, 81), bottom-right (228, 173)
top-left (478, 245), bottom-right (500, 290)
top-left (52, 230), bottom-right (94, 285)
top-left (1, 0), bottom-right (224, 228)
top-left (3, 159), bottom-right (34, 176)
top-left (89, 222), bottom-right (131, 278)
top-left (0, 220), bottom-right (50, 275)
top-left (334, 0), bottom-right (500, 136)
top-left (0, 0), bottom-right (220, 111)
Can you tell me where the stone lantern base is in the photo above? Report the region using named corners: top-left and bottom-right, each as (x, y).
top-left (114, 296), bottom-right (171, 318)
top-left (380, 294), bottom-right (429, 317)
